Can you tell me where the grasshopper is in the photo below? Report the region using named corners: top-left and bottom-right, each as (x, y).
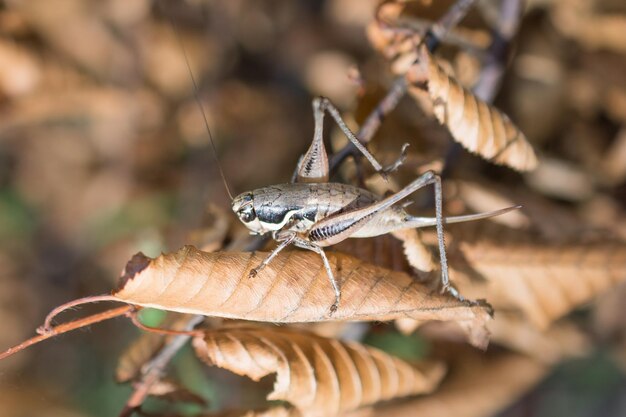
top-left (231, 97), bottom-right (516, 312)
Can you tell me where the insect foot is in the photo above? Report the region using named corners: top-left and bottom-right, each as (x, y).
top-left (381, 143), bottom-right (410, 176)
top-left (441, 283), bottom-right (485, 309)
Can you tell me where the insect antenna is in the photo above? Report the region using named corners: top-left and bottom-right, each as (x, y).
top-left (160, 1), bottom-right (234, 201)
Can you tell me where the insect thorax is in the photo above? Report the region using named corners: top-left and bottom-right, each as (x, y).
top-left (250, 183), bottom-right (378, 233)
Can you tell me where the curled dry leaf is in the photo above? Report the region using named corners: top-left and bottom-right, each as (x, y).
top-left (113, 246), bottom-right (492, 348)
top-left (192, 327), bottom-right (446, 417)
top-left (391, 228), bottom-right (437, 274)
top-left (417, 46), bottom-right (538, 172)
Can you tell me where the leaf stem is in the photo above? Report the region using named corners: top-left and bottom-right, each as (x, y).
top-left (0, 305), bottom-right (132, 360)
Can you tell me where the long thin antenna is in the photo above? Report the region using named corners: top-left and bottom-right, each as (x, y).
top-left (161, 1), bottom-right (234, 200)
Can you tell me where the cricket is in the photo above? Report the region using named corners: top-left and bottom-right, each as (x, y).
top-left (153, 6), bottom-right (518, 313)
top-left (228, 97), bottom-right (516, 312)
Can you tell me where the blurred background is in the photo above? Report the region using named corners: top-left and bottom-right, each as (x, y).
top-left (0, 0), bottom-right (625, 416)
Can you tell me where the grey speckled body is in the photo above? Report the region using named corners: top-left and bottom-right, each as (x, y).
top-left (231, 182), bottom-right (447, 245)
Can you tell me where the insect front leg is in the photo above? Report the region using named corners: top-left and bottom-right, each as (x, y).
top-left (291, 237), bottom-right (341, 314)
top-left (249, 230), bottom-right (297, 278)
top-left (317, 97), bottom-right (410, 177)
top-left (294, 97), bottom-right (330, 183)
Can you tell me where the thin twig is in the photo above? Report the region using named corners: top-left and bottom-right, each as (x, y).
top-left (474, 0), bottom-right (525, 101)
top-left (329, 0), bottom-right (479, 171)
top-left (118, 315), bottom-right (206, 417)
top-left (426, 0), bottom-right (480, 50)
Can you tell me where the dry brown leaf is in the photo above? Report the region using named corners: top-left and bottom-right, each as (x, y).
top-left (365, 348), bottom-right (547, 417)
top-left (449, 236), bottom-right (626, 330)
top-left (0, 88), bottom-right (163, 152)
top-left (391, 228), bottom-right (437, 274)
top-left (365, 2), bottom-right (406, 54)
top-left (241, 408), bottom-right (301, 417)
top-left (112, 246), bottom-right (492, 348)
top-left (192, 326), bottom-right (446, 417)
top-left (365, 10), bottom-right (537, 172)
top-left (417, 46), bottom-right (538, 172)
top-left (335, 223), bottom-right (626, 335)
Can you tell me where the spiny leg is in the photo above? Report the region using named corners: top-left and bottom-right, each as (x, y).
top-left (429, 171), bottom-right (465, 300)
top-left (293, 237), bottom-right (341, 314)
top-left (306, 169), bottom-right (462, 300)
top-left (249, 231), bottom-right (297, 278)
top-left (317, 96), bottom-right (383, 172)
top-left (295, 97), bottom-right (329, 183)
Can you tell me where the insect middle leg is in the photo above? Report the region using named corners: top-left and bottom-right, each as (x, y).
top-left (292, 237), bottom-right (340, 313)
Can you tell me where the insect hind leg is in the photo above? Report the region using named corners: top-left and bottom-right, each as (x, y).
top-left (421, 171), bottom-right (469, 302)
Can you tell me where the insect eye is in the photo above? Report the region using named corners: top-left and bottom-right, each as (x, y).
top-left (239, 207), bottom-right (256, 223)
